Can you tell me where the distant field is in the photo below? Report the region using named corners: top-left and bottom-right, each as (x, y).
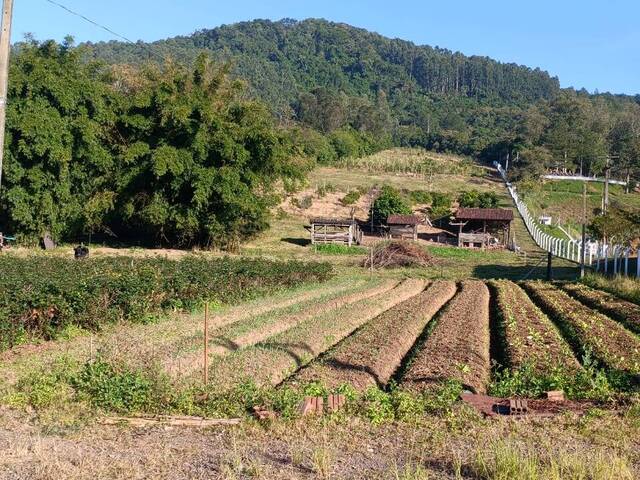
top-left (523, 179), bottom-right (640, 238)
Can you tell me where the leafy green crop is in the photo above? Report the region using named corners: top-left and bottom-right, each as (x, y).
top-left (0, 255), bottom-right (332, 350)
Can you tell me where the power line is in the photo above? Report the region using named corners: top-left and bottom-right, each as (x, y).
top-left (44, 0), bottom-right (135, 44)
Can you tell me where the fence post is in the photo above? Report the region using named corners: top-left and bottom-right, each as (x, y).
top-left (625, 248), bottom-right (630, 276)
top-left (604, 245), bottom-right (609, 274)
top-left (613, 246), bottom-right (619, 275)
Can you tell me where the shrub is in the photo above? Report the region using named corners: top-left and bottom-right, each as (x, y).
top-left (291, 195), bottom-right (313, 209)
top-left (370, 186), bottom-right (412, 226)
top-left (341, 190), bottom-right (362, 205)
top-left (430, 192), bottom-right (453, 219)
top-left (0, 255), bottom-right (333, 350)
top-left (408, 190), bottom-right (432, 205)
top-left (459, 190), bottom-right (500, 209)
top-left (316, 183), bottom-right (337, 198)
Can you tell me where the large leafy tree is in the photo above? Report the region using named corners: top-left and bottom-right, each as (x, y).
top-left (111, 54), bottom-right (307, 248)
top-left (1, 37), bottom-right (119, 240)
top-left (0, 41), bottom-right (307, 249)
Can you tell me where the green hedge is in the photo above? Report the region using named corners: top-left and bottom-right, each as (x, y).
top-left (0, 255), bottom-right (332, 350)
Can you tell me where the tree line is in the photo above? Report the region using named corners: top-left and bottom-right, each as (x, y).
top-left (84, 19), bottom-right (640, 183)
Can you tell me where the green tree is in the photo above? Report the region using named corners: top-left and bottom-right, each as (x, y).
top-left (370, 186), bottom-right (411, 226)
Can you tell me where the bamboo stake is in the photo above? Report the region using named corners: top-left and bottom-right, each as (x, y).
top-left (204, 303), bottom-right (209, 385)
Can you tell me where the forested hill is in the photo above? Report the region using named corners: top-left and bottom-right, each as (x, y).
top-left (84, 18), bottom-right (560, 109)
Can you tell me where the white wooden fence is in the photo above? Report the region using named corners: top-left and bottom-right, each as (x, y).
top-left (494, 162), bottom-right (638, 278)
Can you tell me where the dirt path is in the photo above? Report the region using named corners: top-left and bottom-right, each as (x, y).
top-left (401, 281), bottom-right (491, 394)
top-left (204, 279), bottom-right (428, 390)
top-left (290, 281), bottom-right (457, 391)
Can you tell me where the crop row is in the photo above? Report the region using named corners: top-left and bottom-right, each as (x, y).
top-left (161, 279), bottom-right (397, 377)
top-left (490, 280), bottom-right (580, 375)
top-left (522, 282), bottom-right (640, 375)
top-left (401, 280), bottom-right (491, 394)
top-left (204, 279), bottom-right (428, 390)
top-left (0, 255), bottom-right (332, 350)
top-left (291, 281), bottom-right (457, 391)
top-left (561, 283), bottom-right (640, 336)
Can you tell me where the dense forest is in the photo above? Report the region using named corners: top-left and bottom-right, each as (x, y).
top-left (84, 19), bottom-right (640, 179)
top-left (1, 19), bottom-right (639, 247)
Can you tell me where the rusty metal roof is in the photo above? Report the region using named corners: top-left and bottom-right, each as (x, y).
top-left (309, 217), bottom-right (356, 226)
top-left (455, 208), bottom-right (514, 221)
top-left (387, 215), bottom-right (422, 225)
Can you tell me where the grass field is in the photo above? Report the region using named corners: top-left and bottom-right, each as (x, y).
top-left (523, 179), bottom-right (640, 238)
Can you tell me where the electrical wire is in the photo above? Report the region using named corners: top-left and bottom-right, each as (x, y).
top-left (44, 0), bottom-right (135, 43)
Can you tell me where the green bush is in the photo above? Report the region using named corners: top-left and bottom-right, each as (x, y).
top-left (458, 190), bottom-right (500, 209)
top-left (408, 190), bottom-right (432, 205)
top-left (370, 185), bottom-right (412, 226)
top-left (73, 359), bottom-right (154, 413)
top-left (430, 192), bottom-right (453, 219)
top-left (341, 190), bottom-right (363, 205)
top-left (0, 255), bottom-right (332, 350)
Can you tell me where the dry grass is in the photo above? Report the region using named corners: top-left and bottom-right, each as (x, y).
top-left (203, 279), bottom-right (427, 389)
top-left (161, 278), bottom-right (397, 377)
top-left (1, 405), bottom-right (639, 479)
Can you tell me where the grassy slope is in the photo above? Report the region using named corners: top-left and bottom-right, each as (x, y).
top-left (523, 180), bottom-right (640, 237)
top-left (245, 149), bottom-right (579, 280)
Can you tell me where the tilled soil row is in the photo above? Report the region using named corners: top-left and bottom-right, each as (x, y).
top-left (491, 280), bottom-right (581, 375)
top-left (560, 283), bottom-right (640, 336)
top-left (523, 282), bottom-right (640, 375)
top-left (210, 279), bottom-right (400, 356)
top-left (203, 279), bottom-right (428, 390)
top-left (161, 279), bottom-right (397, 377)
top-left (401, 280), bottom-right (490, 394)
top-left (289, 281), bottom-right (457, 391)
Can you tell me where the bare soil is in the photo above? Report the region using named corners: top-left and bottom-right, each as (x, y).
top-left (402, 281), bottom-right (491, 394)
top-left (491, 280), bottom-right (581, 375)
top-left (162, 279), bottom-right (398, 377)
top-left (204, 279), bottom-right (427, 390)
top-left (291, 281), bottom-right (457, 391)
top-left (523, 282), bottom-right (640, 375)
top-left (561, 283), bottom-right (640, 335)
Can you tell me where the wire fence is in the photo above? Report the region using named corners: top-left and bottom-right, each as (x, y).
top-left (494, 161), bottom-right (639, 278)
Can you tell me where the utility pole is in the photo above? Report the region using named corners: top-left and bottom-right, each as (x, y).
top-left (580, 182), bottom-right (587, 278)
top-left (0, 0), bottom-right (12, 192)
top-left (603, 155), bottom-right (611, 215)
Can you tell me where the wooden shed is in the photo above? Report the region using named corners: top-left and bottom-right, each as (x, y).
top-left (387, 214), bottom-right (421, 241)
top-left (453, 208), bottom-right (514, 248)
top-left (309, 218), bottom-right (362, 246)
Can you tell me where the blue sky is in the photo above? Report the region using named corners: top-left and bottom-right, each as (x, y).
top-left (12, 0), bottom-right (640, 94)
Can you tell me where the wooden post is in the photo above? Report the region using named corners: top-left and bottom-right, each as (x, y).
top-left (203, 303), bottom-right (209, 386)
top-left (546, 252), bottom-right (553, 281)
top-left (580, 182), bottom-right (587, 278)
top-left (369, 245), bottom-right (374, 276)
top-left (0, 0), bottom-right (13, 192)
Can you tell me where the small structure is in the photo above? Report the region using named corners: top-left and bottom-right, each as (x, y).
top-left (539, 215), bottom-right (552, 226)
top-left (453, 208), bottom-right (514, 249)
top-left (309, 218), bottom-right (361, 246)
top-left (387, 215), bottom-right (421, 241)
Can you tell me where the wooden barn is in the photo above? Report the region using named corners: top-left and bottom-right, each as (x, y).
top-left (387, 214), bottom-right (422, 241)
top-left (453, 208), bottom-right (514, 249)
top-left (309, 218), bottom-right (362, 246)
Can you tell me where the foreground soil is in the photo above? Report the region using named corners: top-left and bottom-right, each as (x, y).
top-left (1, 406), bottom-right (638, 480)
